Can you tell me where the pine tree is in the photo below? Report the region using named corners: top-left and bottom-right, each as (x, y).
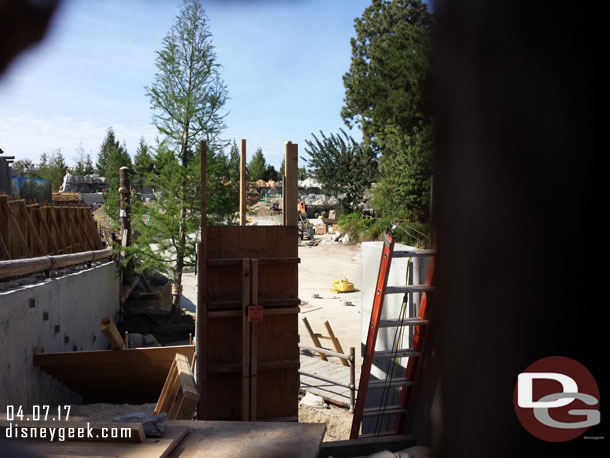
top-left (127, 0), bottom-right (231, 312)
top-left (247, 147), bottom-right (266, 181)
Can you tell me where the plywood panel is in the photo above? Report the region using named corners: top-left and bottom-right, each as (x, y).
top-left (201, 226), bottom-right (299, 421)
top-left (33, 345), bottom-right (194, 402)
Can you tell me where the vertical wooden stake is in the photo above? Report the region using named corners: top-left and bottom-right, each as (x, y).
top-left (197, 140), bottom-right (208, 420)
top-left (119, 166), bottom-right (131, 247)
top-left (283, 141), bottom-right (298, 227)
top-left (241, 258), bottom-right (251, 421)
top-left (240, 139), bottom-right (247, 226)
top-left (250, 259), bottom-right (259, 421)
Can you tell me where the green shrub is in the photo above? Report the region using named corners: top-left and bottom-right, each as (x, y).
top-left (338, 213), bottom-right (429, 247)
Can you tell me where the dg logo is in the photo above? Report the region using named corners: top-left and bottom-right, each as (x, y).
top-left (513, 356), bottom-right (601, 442)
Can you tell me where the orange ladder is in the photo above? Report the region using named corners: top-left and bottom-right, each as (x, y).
top-left (350, 228), bottom-right (435, 439)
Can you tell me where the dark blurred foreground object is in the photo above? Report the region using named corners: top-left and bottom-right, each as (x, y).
top-left (0, 0), bottom-right (60, 74)
top-left (431, 1), bottom-right (607, 457)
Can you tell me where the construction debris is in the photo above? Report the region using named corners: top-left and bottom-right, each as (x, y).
top-left (300, 392), bottom-right (327, 409)
top-left (111, 412), bottom-right (167, 437)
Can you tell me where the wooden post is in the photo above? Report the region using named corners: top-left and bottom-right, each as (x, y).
top-left (324, 320), bottom-right (349, 367)
top-left (250, 258), bottom-right (259, 421)
top-left (301, 317), bottom-right (328, 361)
top-left (119, 166), bottom-right (131, 248)
top-left (240, 139), bottom-right (247, 226)
top-left (101, 317), bottom-right (125, 350)
top-left (196, 140), bottom-right (208, 420)
top-left (241, 258), bottom-right (251, 421)
top-left (283, 142), bottom-right (298, 226)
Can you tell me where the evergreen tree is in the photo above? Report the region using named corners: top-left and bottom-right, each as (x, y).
top-left (227, 139), bottom-right (240, 185)
top-left (247, 147), bottom-right (266, 181)
top-left (342, 0), bottom-right (433, 221)
top-left (74, 143), bottom-right (95, 175)
top-left (34, 150), bottom-right (67, 191)
top-left (304, 129), bottom-right (377, 212)
top-left (128, 0), bottom-right (231, 312)
top-left (133, 137), bottom-right (154, 180)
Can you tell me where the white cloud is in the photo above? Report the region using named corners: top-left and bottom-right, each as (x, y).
top-left (0, 113), bottom-right (157, 164)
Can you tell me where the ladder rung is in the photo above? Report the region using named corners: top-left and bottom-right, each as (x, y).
top-left (392, 249), bottom-right (436, 258)
top-left (362, 406), bottom-right (408, 417)
top-left (369, 378), bottom-right (413, 388)
top-left (378, 318), bottom-right (428, 328)
top-left (374, 349), bottom-right (420, 359)
top-left (385, 285), bottom-right (435, 294)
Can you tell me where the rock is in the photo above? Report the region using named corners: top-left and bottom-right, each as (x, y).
top-left (341, 233), bottom-right (350, 244)
top-left (127, 333), bottom-right (144, 348)
top-left (299, 392), bottom-right (327, 409)
top-left (142, 334), bottom-right (160, 346)
top-left (111, 412), bottom-right (167, 437)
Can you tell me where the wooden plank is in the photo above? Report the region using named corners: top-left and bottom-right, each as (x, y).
top-left (318, 434), bottom-right (415, 458)
top-left (33, 345), bottom-right (195, 403)
top-left (173, 354), bottom-right (199, 420)
top-left (155, 356), bottom-right (180, 415)
top-left (283, 141), bottom-right (298, 226)
top-left (0, 418), bottom-right (145, 443)
top-left (302, 317), bottom-right (328, 361)
top-left (100, 317), bottom-right (125, 350)
top-left (18, 200), bottom-right (46, 256)
top-left (324, 320), bottom-right (349, 367)
top-left (13, 425), bottom-right (188, 458)
top-left (2, 197), bottom-right (31, 259)
top-left (250, 258), bottom-right (259, 421)
top-left (241, 258), bottom-right (251, 421)
top-left (240, 138), bottom-right (247, 226)
top-left (164, 420), bottom-right (325, 458)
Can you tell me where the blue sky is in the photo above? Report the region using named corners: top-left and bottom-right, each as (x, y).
top-left (0, 0), bottom-right (377, 169)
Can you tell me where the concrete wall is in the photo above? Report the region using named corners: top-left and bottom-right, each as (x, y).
top-left (0, 261), bottom-right (120, 410)
top-left (360, 241), bottom-right (430, 436)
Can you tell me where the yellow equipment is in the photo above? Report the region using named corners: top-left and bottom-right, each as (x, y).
top-left (331, 279), bottom-right (355, 293)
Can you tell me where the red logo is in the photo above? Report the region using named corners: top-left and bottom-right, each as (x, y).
top-left (513, 356), bottom-right (600, 442)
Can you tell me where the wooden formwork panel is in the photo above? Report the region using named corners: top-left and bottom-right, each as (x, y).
top-left (200, 225), bottom-right (299, 420)
top-left (33, 345), bottom-right (195, 403)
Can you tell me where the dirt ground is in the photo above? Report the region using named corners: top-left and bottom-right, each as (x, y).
top-left (299, 402), bottom-right (353, 442)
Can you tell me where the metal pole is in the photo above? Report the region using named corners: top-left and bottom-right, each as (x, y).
top-left (349, 346), bottom-right (356, 412)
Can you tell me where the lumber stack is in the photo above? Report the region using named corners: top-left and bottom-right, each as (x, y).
top-left (154, 353), bottom-right (199, 420)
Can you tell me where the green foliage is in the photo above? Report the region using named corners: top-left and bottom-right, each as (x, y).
top-left (342, 0), bottom-right (433, 221)
top-left (33, 150), bottom-right (67, 191)
top-left (100, 128), bottom-right (132, 227)
top-left (338, 212), bottom-right (429, 247)
top-left (279, 159), bottom-right (308, 180)
top-left (303, 129), bottom-right (377, 212)
top-left (145, 0), bottom-right (227, 160)
top-left (373, 126), bottom-right (432, 221)
top-left (133, 137), bottom-right (154, 180)
top-left (10, 159), bottom-right (34, 177)
top-left (227, 139), bottom-right (240, 185)
top-left (247, 147), bottom-right (266, 181)
top-left (126, 0), bottom-right (230, 306)
top-left (73, 144), bottom-right (95, 176)
top-left (263, 164), bottom-right (279, 181)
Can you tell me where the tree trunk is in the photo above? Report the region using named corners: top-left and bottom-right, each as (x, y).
top-left (170, 206), bottom-right (187, 321)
